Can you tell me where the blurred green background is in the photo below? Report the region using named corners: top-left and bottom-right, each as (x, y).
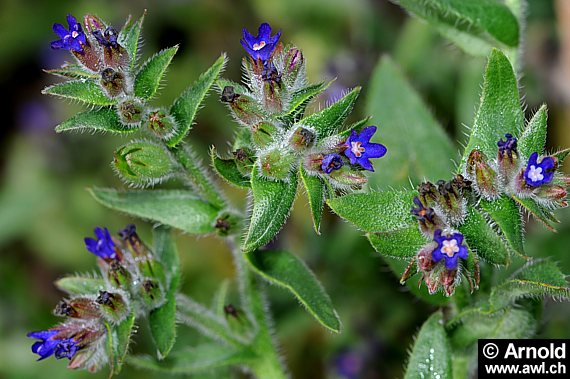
top-left (1, 0), bottom-right (569, 378)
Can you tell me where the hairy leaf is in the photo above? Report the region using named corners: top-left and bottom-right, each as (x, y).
top-left (327, 190), bottom-right (417, 233)
top-left (367, 226), bottom-right (425, 259)
top-left (167, 54), bottom-right (226, 147)
top-left (519, 105), bottom-right (548, 158)
top-left (513, 196), bottom-right (558, 231)
top-left (299, 167), bottom-right (325, 234)
top-left (106, 314), bottom-right (136, 376)
top-left (282, 81), bottom-right (332, 125)
top-left (300, 87), bottom-right (360, 139)
top-left (459, 206), bottom-right (510, 265)
top-left (460, 49), bottom-right (523, 170)
top-left (119, 11), bottom-right (146, 70)
top-left (404, 311), bottom-right (451, 379)
top-left (149, 226), bottom-right (180, 359)
top-left (55, 108), bottom-right (137, 134)
top-left (245, 249), bottom-right (341, 333)
top-left (89, 188), bottom-right (218, 234)
top-left (366, 56), bottom-right (455, 188)
top-left (242, 166), bottom-right (298, 252)
top-left (210, 147), bottom-right (250, 188)
top-left (490, 259), bottom-right (570, 310)
top-left (479, 196), bottom-right (524, 255)
top-left (55, 276), bottom-right (106, 295)
top-left (134, 46), bottom-right (179, 100)
top-left (42, 80), bottom-right (115, 106)
top-left (44, 64), bottom-right (98, 79)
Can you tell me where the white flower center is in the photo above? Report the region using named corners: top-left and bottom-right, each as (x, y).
top-left (527, 165), bottom-right (544, 182)
top-left (350, 141), bottom-right (365, 158)
top-left (441, 239), bottom-right (459, 258)
top-left (252, 41), bottom-right (266, 51)
top-left (71, 31), bottom-right (79, 39)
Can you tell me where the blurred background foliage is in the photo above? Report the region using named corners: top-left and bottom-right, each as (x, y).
top-left (1, 0), bottom-right (569, 378)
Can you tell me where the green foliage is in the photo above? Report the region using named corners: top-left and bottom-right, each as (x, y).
top-left (113, 141), bottom-right (174, 186)
top-left (281, 80), bottom-right (332, 125)
top-left (55, 108), bottom-right (137, 134)
top-left (149, 227), bottom-right (181, 359)
top-left (134, 46), bottom-right (179, 100)
top-left (89, 188), bottom-right (219, 234)
top-left (459, 49), bottom-right (523, 170)
top-left (44, 64), bottom-right (99, 79)
top-left (404, 311), bottom-right (452, 379)
top-left (519, 105), bottom-right (548, 158)
top-left (106, 314), bottom-right (136, 376)
top-left (513, 196), bottom-right (557, 231)
top-left (42, 80), bottom-right (115, 106)
top-left (459, 206), bottom-right (510, 265)
top-left (119, 11), bottom-right (146, 71)
top-left (395, 0), bottom-right (519, 56)
top-left (242, 166), bottom-right (298, 252)
top-left (211, 148), bottom-right (251, 188)
top-left (167, 54), bottom-right (226, 147)
top-left (327, 190), bottom-right (417, 233)
top-left (55, 276), bottom-right (106, 295)
top-left (365, 56), bottom-right (455, 188)
top-left (300, 87), bottom-right (360, 139)
top-left (479, 196), bottom-right (524, 255)
top-left (367, 227), bottom-right (425, 259)
top-left (490, 259), bottom-right (570, 310)
top-left (245, 249), bottom-right (341, 332)
top-left (299, 167), bottom-right (326, 234)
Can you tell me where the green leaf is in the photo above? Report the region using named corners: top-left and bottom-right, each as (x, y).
top-left (211, 280), bottom-right (230, 318)
top-left (44, 64), bottom-right (98, 79)
top-left (395, 0), bottom-right (519, 49)
top-left (301, 87), bottom-right (360, 139)
top-left (55, 276), bottom-right (106, 295)
top-left (89, 188), bottom-right (219, 234)
top-left (460, 49), bottom-right (523, 170)
top-left (134, 46), bottom-right (179, 100)
top-left (128, 344), bottom-right (255, 374)
top-left (282, 81), bottom-right (332, 125)
top-left (404, 311), bottom-right (451, 379)
top-left (519, 105), bottom-right (548, 158)
top-left (513, 196), bottom-right (557, 231)
top-left (554, 148), bottom-right (570, 162)
top-left (107, 313), bottom-right (136, 376)
top-left (149, 226), bottom-right (180, 359)
top-left (459, 206), bottom-right (510, 265)
top-left (119, 11), bottom-right (146, 71)
top-left (327, 190), bottom-right (417, 233)
top-left (245, 249), bottom-right (341, 333)
top-left (479, 196), bottom-right (524, 255)
top-left (490, 259), bottom-right (570, 310)
top-left (242, 166), bottom-right (298, 252)
top-left (211, 147), bottom-right (250, 188)
top-left (42, 80), bottom-right (115, 106)
top-left (299, 167), bottom-right (325, 234)
top-left (167, 54), bottom-right (226, 147)
top-left (365, 56), bottom-right (455, 188)
top-left (55, 108), bottom-right (137, 134)
top-left (367, 226), bottom-right (425, 259)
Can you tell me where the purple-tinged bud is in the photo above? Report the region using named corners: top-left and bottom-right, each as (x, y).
top-left (416, 242), bottom-right (438, 272)
top-left (497, 133), bottom-right (519, 182)
top-left (434, 179), bottom-right (467, 225)
top-left (422, 271), bottom-right (441, 295)
top-left (284, 48), bottom-right (304, 78)
top-left (329, 168), bottom-right (367, 188)
top-left (140, 279), bottom-right (164, 310)
top-left (117, 98), bottom-right (144, 124)
top-left (54, 298), bottom-right (100, 319)
top-left (84, 15), bottom-right (128, 68)
top-left (320, 153), bottom-right (344, 174)
top-left (146, 110), bottom-right (177, 140)
top-left (262, 63), bottom-right (283, 113)
top-left (227, 94), bottom-right (264, 126)
top-left (100, 67), bottom-right (126, 97)
top-left (440, 270), bottom-right (458, 297)
top-left (95, 291), bottom-right (129, 323)
top-left (251, 122), bottom-right (278, 147)
top-left (418, 181), bottom-right (439, 207)
top-left (533, 185), bottom-right (567, 204)
top-left (233, 148), bottom-right (256, 176)
top-left (259, 148), bottom-right (296, 180)
top-left (288, 126), bottom-right (315, 151)
top-left (214, 212), bottom-right (242, 237)
top-left (107, 260), bottom-right (132, 290)
top-left (466, 149), bottom-right (500, 200)
top-left (411, 197), bottom-right (444, 237)
top-left (304, 153), bottom-right (326, 173)
top-left (118, 224), bottom-right (150, 259)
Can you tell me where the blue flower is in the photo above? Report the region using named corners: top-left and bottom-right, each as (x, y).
top-left (92, 26), bottom-right (119, 48)
top-left (432, 229), bottom-right (468, 270)
top-left (27, 330), bottom-right (79, 361)
top-left (497, 133), bottom-right (517, 157)
top-left (322, 153), bottom-right (344, 174)
top-left (84, 227), bottom-right (117, 260)
top-left (343, 126), bottom-right (387, 171)
top-left (241, 23), bottom-right (281, 62)
top-left (524, 152), bottom-right (555, 187)
top-left (51, 15), bottom-right (87, 53)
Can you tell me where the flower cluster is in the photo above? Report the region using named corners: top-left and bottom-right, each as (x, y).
top-left (219, 23), bottom-right (387, 188)
top-left (28, 225), bottom-right (167, 371)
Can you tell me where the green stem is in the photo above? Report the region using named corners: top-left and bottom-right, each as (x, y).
top-left (171, 143), bottom-right (226, 209)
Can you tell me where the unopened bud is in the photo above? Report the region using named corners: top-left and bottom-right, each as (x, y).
top-left (497, 133), bottom-right (519, 183)
top-left (259, 148), bottom-right (296, 180)
top-left (228, 94), bottom-right (264, 126)
top-left (113, 141), bottom-right (174, 186)
top-left (107, 260), bottom-right (132, 290)
top-left (466, 150), bottom-right (500, 200)
top-left (118, 98), bottom-right (144, 124)
top-left (251, 122), bottom-right (278, 147)
top-left (262, 64), bottom-right (283, 113)
top-left (145, 110), bottom-right (177, 139)
top-left (214, 212), bottom-right (242, 237)
top-left (416, 243), bottom-right (438, 272)
top-left (328, 168), bottom-right (367, 188)
top-left (411, 197), bottom-right (444, 236)
top-left (233, 148), bottom-right (256, 176)
top-left (140, 279), bottom-right (164, 309)
top-left (418, 181), bottom-right (438, 207)
top-left (534, 185), bottom-right (567, 203)
top-left (100, 68), bottom-right (125, 97)
top-left (54, 298), bottom-right (100, 319)
top-left (283, 48), bottom-right (304, 86)
top-left (220, 86), bottom-right (239, 103)
top-left (422, 271), bottom-right (441, 295)
top-left (288, 126), bottom-right (315, 151)
top-left (96, 291), bottom-right (129, 323)
top-left (441, 270), bottom-right (457, 297)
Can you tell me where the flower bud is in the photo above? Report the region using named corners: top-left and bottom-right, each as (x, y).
top-left (251, 122), bottom-right (278, 147)
top-left (434, 179), bottom-right (467, 224)
top-left (107, 260), bottom-right (132, 290)
top-left (259, 148), bottom-right (296, 180)
top-left (113, 141), bottom-right (174, 186)
top-left (95, 291), bottom-right (129, 323)
top-left (145, 110), bottom-right (178, 139)
top-left (418, 181), bottom-right (438, 207)
top-left (328, 168), bottom-right (367, 188)
top-left (411, 197), bottom-right (444, 237)
top-left (214, 212), bottom-right (242, 236)
top-left (54, 298), bottom-right (100, 319)
top-left (100, 67), bottom-right (126, 97)
top-left (220, 86), bottom-right (239, 103)
top-left (262, 64), bottom-right (283, 113)
top-left (422, 270), bottom-right (441, 295)
top-left (283, 47), bottom-right (304, 86)
top-left (228, 93), bottom-right (264, 126)
top-left (534, 185), bottom-right (568, 206)
top-left (233, 148), bottom-right (256, 176)
top-left (440, 270), bottom-right (458, 297)
top-left (84, 15), bottom-right (128, 68)
top-left (497, 133), bottom-right (519, 183)
top-left (139, 279), bottom-right (164, 310)
top-left (416, 242), bottom-right (438, 272)
top-left (117, 98), bottom-right (144, 124)
top-left (466, 149), bottom-right (500, 200)
top-left (288, 126), bottom-right (315, 151)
